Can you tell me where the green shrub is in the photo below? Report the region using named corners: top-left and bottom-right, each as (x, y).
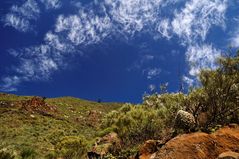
top-left (45, 152), bottom-right (57, 159)
top-left (184, 52), bottom-right (239, 130)
top-left (0, 149), bottom-right (15, 159)
top-left (97, 127), bottom-right (117, 137)
top-left (199, 66), bottom-right (239, 126)
top-left (55, 136), bottom-right (88, 159)
top-left (119, 103), bottom-right (132, 113)
top-left (103, 153), bottom-right (117, 159)
top-left (101, 94), bottom-right (184, 151)
top-left (20, 148), bottom-right (37, 159)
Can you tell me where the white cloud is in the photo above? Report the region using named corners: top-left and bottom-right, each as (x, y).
top-left (4, 0), bottom-right (40, 32)
top-left (41, 0), bottom-right (62, 9)
top-left (182, 76), bottom-right (194, 87)
top-left (143, 68), bottom-right (161, 79)
top-left (3, 0), bottom-right (61, 32)
top-left (0, 76), bottom-right (20, 92)
top-left (186, 44), bottom-right (221, 76)
top-left (172, 0), bottom-right (227, 44)
top-left (1, 45), bottom-right (61, 91)
top-left (11, 0), bottom-right (40, 20)
top-left (4, 14), bottom-right (30, 32)
top-left (45, 32), bottom-right (74, 53)
top-left (105, 0), bottom-right (164, 36)
top-left (15, 45), bottom-right (59, 80)
top-left (157, 19), bottom-right (172, 39)
top-left (148, 84), bottom-right (156, 92)
top-left (54, 10), bottom-right (112, 46)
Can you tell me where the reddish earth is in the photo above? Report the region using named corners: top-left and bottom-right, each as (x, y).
top-left (140, 124), bottom-right (239, 159)
top-left (21, 96), bottom-right (57, 115)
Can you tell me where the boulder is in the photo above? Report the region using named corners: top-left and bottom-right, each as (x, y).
top-left (174, 110), bottom-right (196, 131)
top-left (151, 125), bottom-right (239, 159)
top-left (139, 140), bottom-right (164, 159)
top-left (88, 132), bottom-right (121, 158)
top-left (217, 151), bottom-right (239, 159)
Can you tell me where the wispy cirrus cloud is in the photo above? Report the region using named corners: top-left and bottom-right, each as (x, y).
top-left (184, 44), bottom-right (221, 86)
top-left (143, 68), bottom-right (162, 79)
top-left (3, 0), bottom-right (62, 32)
top-left (1, 76), bottom-right (20, 92)
top-left (41, 0), bottom-right (62, 9)
top-left (172, 0), bottom-right (227, 45)
top-left (4, 0), bottom-right (40, 32)
top-left (54, 12), bottom-right (112, 46)
top-left (0, 0), bottom-right (231, 91)
top-left (156, 19), bottom-right (172, 40)
top-left (1, 45), bottom-right (60, 90)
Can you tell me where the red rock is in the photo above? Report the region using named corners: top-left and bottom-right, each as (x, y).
top-left (151, 125), bottom-right (239, 159)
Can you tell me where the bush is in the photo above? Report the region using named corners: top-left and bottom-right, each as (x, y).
top-left (20, 148), bottom-right (37, 159)
top-left (45, 152), bottom-right (57, 159)
top-left (55, 136), bottom-right (88, 159)
top-left (0, 149), bottom-right (15, 159)
top-left (114, 107), bottom-right (164, 145)
top-left (143, 93), bottom-right (185, 127)
top-left (184, 52), bottom-right (239, 130)
top-left (101, 94), bottom-right (185, 156)
top-left (97, 127), bottom-right (117, 137)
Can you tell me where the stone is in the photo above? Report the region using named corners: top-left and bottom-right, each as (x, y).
top-left (139, 140), bottom-right (164, 159)
top-left (174, 110), bottom-right (196, 131)
top-left (88, 132), bottom-right (121, 158)
top-left (217, 151), bottom-right (239, 159)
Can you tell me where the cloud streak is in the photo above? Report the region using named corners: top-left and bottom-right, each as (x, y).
top-left (186, 44), bottom-right (221, 76)
top-left (172, 0), bottom-right (227, 45)
top-left (4, 0), bottom-right (40, 32)
top-left (3, 0), bottom-right (62, 32)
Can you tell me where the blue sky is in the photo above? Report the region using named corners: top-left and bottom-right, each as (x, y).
top-left (0, 0), bottom-right (239, 103)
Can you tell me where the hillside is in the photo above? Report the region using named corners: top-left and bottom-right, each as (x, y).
top-left (0, 93), bottom-right (123, 158)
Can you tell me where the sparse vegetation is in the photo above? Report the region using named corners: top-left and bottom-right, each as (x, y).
top-left (0, 149), bottom-right (15, 159)
top-left (0, 94), bottom-right (122, 158)
top-left (55, 136), bottom-right (88, 159)
top-left (20, 147), bottom-right (37, 159)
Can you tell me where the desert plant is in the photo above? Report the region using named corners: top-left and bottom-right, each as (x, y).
top-left (101, 96), bottom-right (183, 152)
top-left (184, 50), bottom-right (239, 130)
top-left (55, 136), bottom-right (88, 159)
top-left (45, 152), bottom-right (57, 159)
top-left (0, 149), bottom-right (15, 159)
top-left (199, 52), bottom-right (238, 128)
top-left (20, 147), bottom-right (37, 159)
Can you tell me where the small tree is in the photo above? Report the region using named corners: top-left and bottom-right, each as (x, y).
top-left (189, 51), bottom-right (239, 129)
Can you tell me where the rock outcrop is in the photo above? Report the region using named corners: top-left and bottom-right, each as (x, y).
top-left (150, 125), bottom-right (239, 159)
top-left (88, 132), bottom-right (121, 158)
top-left (21, 96), bottom-right (57, 115)
top-left (217, 151), bottom-right (239, 159)
top-left (139, 140), bottom-right (165, 159)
